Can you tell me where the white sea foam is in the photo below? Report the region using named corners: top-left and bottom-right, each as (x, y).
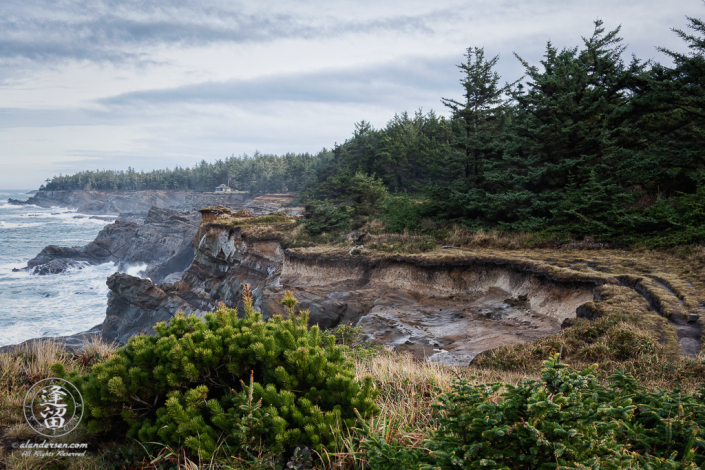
top-left (123, 263), bottom-right (148, 278)
top-left (0, 262), bottom-right (27, 274)
top-left (0, 203), bottom-right (38, 209)
top-left (0, 221), bottom-right (43, 229)
top-left (56, 213), bottom-right (116, 226)
top-left (0, 262), bottom-right (116, 346)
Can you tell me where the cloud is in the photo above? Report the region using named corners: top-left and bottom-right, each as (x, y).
top-left (95, 56), bottom-right (460, 108)
top-left (0, 108), bottom-right (112, 129)
top-left (0, 0), bottom-right (451, 65)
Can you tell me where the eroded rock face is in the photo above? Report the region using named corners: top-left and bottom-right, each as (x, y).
top-left (280, 254), bottom-right (596, 364)
top-left (100, 219), bottom-right (599, 365)
top-left (23, 207), bottom-right (200, 284)
top-left (100, 225), bottom-right (288, 343)
top-left (103, 273), bottom-right (198, 345)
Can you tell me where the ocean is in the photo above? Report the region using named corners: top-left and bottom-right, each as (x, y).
top-left (0, 190), bottom-right (132, 347)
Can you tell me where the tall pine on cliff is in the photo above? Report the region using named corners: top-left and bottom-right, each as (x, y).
top-left (479, 21), bottom-right (647, 232)
top-left (420, 47), bottom-right (511, 224)
top-left (441, 47), bottom-right (512, 181)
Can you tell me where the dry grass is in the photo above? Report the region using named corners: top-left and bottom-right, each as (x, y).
top-left (360, 231), bottom-right (436, 253)
top-left (361, 218), bottom-right (385, 234)
top-left (2, 424), bottom-right (34, 441)
top-left (317, 350), bottom-right (537, 469)
top-left (444, 226), bottom-right (540, 250)
top-left (0, 338), bottom-right (118, 470)
top-left (355, 351), bottom-right (533, 439)
top-left (0, 339), bottom-right (68, 379)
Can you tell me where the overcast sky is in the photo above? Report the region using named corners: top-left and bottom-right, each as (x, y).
top-left (0, 0), bottom-right (701, 189)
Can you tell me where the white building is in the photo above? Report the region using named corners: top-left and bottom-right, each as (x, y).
top-left (215, 184), bottom-right (232, 193)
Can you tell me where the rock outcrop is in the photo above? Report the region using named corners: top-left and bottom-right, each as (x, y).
top-left (23, 207), bottom-right (200, 284)
top-left (99, 210), bottom-right (601, 365)
top-left (103, 273), bottom-right (197, 345)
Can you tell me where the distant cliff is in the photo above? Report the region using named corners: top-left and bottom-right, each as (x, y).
top-left (7, 190), bottom-right (272, 214)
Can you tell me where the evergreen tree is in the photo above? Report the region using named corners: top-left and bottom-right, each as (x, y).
top-left (441, 47), bottom-right (511, 180)
top-left (625, 14), bottom-right (705, 195)
top-left (479, 21), bottom-right (646, 229)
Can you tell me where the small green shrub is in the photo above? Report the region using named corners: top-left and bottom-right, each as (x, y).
top-left (381, 194), bottom-right (420, 233)
top-left (349, 172), bottom-right (388, 218)
top-left (53, 288), bottom-right (379, 460)
top-left (303, 201), bottom-right (350, 235)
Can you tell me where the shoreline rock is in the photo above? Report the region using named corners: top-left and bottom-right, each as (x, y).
top-left (20, 207), bottom-right (200, 284)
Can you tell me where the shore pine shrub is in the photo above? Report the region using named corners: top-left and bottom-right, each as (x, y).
top-left (381, 194), bottom-right (421, 233)
top-left (52, 287), bottom-right (379, 459)
top-left (349, 172), bottom-right (388, 218)
top-left (358, 354), bottom-right (705, 469)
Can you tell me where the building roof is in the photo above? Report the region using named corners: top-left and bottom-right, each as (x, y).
top-left (216, 184), bottom-right (231, 189)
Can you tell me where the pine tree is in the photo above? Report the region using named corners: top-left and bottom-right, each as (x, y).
top-left (441, 47), bottom-right (511, 181)
top-left (478, 21), bottom-right (646, 230)
top-left (626, 14), bottom-right (705, 195)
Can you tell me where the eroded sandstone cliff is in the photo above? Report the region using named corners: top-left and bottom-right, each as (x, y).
top-left (102, 210), bottom-right (604, 364)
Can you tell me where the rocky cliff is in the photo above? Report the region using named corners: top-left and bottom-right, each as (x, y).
top-left (101, 208), bottom-right (603, 364)
top-left (15, 193), bottom-right (302, 283)
top-left (8, 190), bottom-right (301, 215)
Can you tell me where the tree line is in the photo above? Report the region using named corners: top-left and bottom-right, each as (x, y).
top-left (41, 151), bottom-right (332, 194)
top-left (305, 18), bottom-right (705, 246)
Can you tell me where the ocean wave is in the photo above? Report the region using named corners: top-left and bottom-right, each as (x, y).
top-left (0, 203), bottom-right (38, 209)
top-left (0, 262), bottom-right (28, 274)
top-left (0, 262), bottom-right (116, 347)
top-left (0, 221), bottom-right (44, 229)
top-left (0, 200), bottom-right (116, 347)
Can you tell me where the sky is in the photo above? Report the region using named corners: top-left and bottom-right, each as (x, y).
top-left (0, 0), bottom-right (701, 189)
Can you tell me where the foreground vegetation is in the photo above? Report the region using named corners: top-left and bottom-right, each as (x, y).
top-left (1, 302), bottom-right (704, 469)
